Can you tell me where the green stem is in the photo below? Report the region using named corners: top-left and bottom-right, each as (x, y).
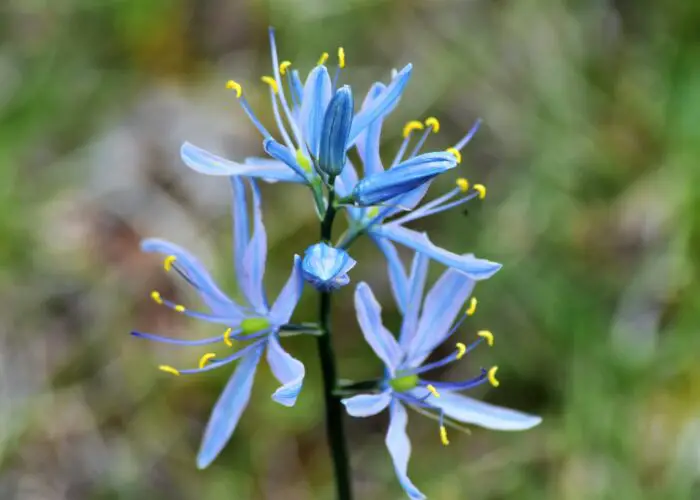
top-left (316, 180), bottom-right (353, 500)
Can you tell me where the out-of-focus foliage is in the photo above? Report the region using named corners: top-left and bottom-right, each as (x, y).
top-left (1, 0), bottom-right (700, 498)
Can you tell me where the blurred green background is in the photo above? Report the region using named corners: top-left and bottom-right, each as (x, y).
top-left (2, 0), bottom-right (700, 498)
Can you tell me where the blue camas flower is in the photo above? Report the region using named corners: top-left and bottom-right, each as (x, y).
top-left (302, 242), bottom-right (356, 291)
top-left (341, 254), bottom-right (541, 499)
top-left (318, 85), bottom-right (354, 177)
top-left (131, 177), bottom-right (306, 469)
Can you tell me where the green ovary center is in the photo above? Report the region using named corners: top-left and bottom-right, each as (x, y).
top-left (296, 149), bottom-right (313, 173)
top-left (389, 373), bottom-right (419, 393)
top-left (241, 317), bottom-right (271, 335)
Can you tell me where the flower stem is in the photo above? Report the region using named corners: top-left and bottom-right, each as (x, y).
top-left (317, 179), bottom-right (353, 500)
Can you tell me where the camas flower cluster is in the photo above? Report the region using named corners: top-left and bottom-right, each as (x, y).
top-left (132, 27), bottom-right (541, 499)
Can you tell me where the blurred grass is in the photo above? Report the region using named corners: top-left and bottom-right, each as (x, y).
top-left (2, 0), bottom-right (700, 498)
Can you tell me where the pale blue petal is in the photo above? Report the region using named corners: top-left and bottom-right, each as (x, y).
top-left (196, 344), bottom-right (264, 469)
top-left (229, 177), bottom-right (248, 289)
top-left (300, 66), bottom-right (332, 157)
top-left (424, 391), bottom-right (543, 431)
top-left (241, 180), bottom-right (268, 312)
top-left (370, 236), bottom-right (408, 314)
top-left (302, 243), bottom-right (356, 292)
top-left (376, 224), bottom-right (502, 280)
top-left (141, 238), bottom-right (242, 317)
top-left (262, 138), bottom-right (308, 181)
top-left (385, 401), bottom-right (426, 500)
top-left (408, 267), bottom-right (475, 365)
top-left (181, 142), bottom-right (302, 182)
top-left (348, 64), bottom-right (413, 146)
top-left (398, 252), bottom-right (429, 348)
top-left (269, 255), bottom-right (303, 324)
top-left (335, 160), bottom-right (363, 221)
top-left (267, 336), bottom-right (305, 407)
top-left (355, 282), bottom-right (402, 372)
top-left (355, 82), bottom-right (386, 177)
top-left (243, 157), bottom-right (306, 184)
top-left (383, 182), bottom-right (432, 219)
top-left (342, 391), bottom-right (392, 417)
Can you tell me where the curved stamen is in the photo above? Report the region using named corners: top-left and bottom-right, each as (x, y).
top-left (407, 126), bottom-right (433, 159)
top-left (390, 187), bottom-right (463, 225)
top-left (264, 84), bottom-right (295, 152)
top-left (151, 291), bottom-right (244, 325)
top-left (235, 92), bottom-right (273, 139)
top-left (391, 122), bottom-right (423, 167)
top-left (161, 339), bottom-right (266, 376)
top-left (409, 342), bottom-right (467, 376)
top-left (401, 192), bottom-right (480, 224)
top-left (453, 119), bottom-right (482, 151)
top-left (131, 330), bottom-right (231, 346)
top-left (425, 368), bottom-right (489, 391)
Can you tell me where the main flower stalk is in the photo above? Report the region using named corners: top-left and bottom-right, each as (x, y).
top-left (317, 179), bottom-right (353, 500)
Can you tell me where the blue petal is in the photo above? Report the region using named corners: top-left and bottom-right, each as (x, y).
top-left (385, 401), bottom-right (426, 500)
top-left (355, 282), bottom-right (402, 372)
top-left (398, 252), bottom-right (429, 348)
top-left (242, 157), bottom-right (306, 184)
top-left (355, 82), bottom-right (386, 177)
top-left (352, 152), bottom-right (456, 206)
top-left (375, 224), bottom-right (502, 280)
top-left (383, 181), bottom-right (432, 219)
top-left (342, 391), bottom-right (392, 417)
top-left (422, 391), bottom-right (543, 431)
top-left (408, 267), bottom-right (475, 365)
top-left (241, 180), bottom-right (268, 312)
top-left (335, 160), bottom-right (363, 222)
top-left (267, 336), bottom-right (305, 407)
top-left (229, 177), bottom-right (248, 291)
top-left (370, 236), bottom-right (408, 314)
top-left (262, 138), bottom-right (308, 181)
top-left (300, 66), bottom-right (332, 157)
top-left (302, 243), bottom-right (356, 291)
top-left (348, 64), bottom-right (413, 147)
top-left (269, 255), bottom-right (303, 324)
top-left (181, 142), bottom-right (303, 183)
top-left (318, 85), bottom-right (354, 176)
top-left (196, 344), bottom-right (264, 469)
top-left (141, 238), bottom-right (243, 318)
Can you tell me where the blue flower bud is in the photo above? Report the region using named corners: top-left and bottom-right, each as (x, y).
top-left (318, 86), bottom-right (354, 177)
top-left (302, 242), bottom-right (356, 291)
top-left (351, 151), bottom-right (457, 206)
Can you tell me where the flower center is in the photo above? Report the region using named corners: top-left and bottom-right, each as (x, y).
top-left (296, 149), bottom-right (313, 173)
top-left (389, 373), bottom-right (419, 392)
top-left (241, 317), bottom-right (271, 335)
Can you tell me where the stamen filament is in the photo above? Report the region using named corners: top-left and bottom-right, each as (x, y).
top-left (238, 96), bottom-right (272, 138)
top-left (428, 368), bottom-right (489, 391)
top-left (454, 118), bottom-right (482, 151)
top-left (173, 340), bottom-right (266, 375)
top-left (131, 330), bottom-right (230, 346)
top-left (408, 127), bottom-right (432, 159)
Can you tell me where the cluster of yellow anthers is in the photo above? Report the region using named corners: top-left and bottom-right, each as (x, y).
top-left (151, 255), bottom-right (237, 377)
top-left (226, 47), bottom-right (346, 99)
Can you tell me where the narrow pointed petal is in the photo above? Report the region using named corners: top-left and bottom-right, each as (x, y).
top-left (229, 177), bottom-right (249, 288)
top-left (375, 225), bottom-right (502, 280)
top-left (300, 66), bottom-right (332, 157)
top-left (398, 252), bottom-right (429, 348)
top-left (335, 160), bottom-right (363, 221)
top-left (370, 236), bottom-right (408, 314)
top-left (385, 401), bottom-right (426, 500)
top-left (355, 282), bottom-right (402, 372)
top-left (424, 391), bottom-right (542, 431)
top-left (242, 157), bottom-right (306, 184)
top-left (241, 180), bottom-right (268, 312)
top-left (196, 345), bottom-right (264, 469)
top-left (348, 64), bottom-right (413, 146)
top-left (141, 238), bottom-right (242, 317)
top-left (342, 391), bottom-right (392, 417)
top-left (408, 268), bottom-right (475, 365)
top-left (352, 152), bottom-right (456, 206)
top-left (262, 138), bottom-right (308, 181)
top-left (318, 85), bottom-right (354, 176)
top-left (355, 82), bottom-right (386, 177)
top-left (267, 336), bottom-right (305, 407)
top-left (181, 142), bottom-right (303, 182)
top-left (269, 255), bottom-right (303, 324)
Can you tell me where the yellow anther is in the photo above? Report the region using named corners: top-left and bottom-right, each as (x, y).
top-left (198, 353), bottom-right (216, 369)
top-left (455, 342), bottom-right (467, 360)
top-left (338, 47), bottom-right (345, 68)
top-left (403, 120), bottom-right (424, 138)
top-left (425, 117), bottom-right (440, 133)
top-left (174, 304), bottom-right (186, 313)
top-left (440, 425), bottom-right (450, 446)
top-left (223, 328), bottom-right (233, 347)
top-left (318, 52), bottom-right (329, 65)
top-left (426, 384), bottom-right (441, 398)
top-left (473, 184), bottom-right (486, 199)
top-left (261, 76), bottom-right (278, 94)
top-left (488, 366), bottom-right (500, 387)
top-left (456, 178), bottom-right (469, 193)
top-left (466, 297), bottom-right (477, 316)
top-left (366, 207), bottom-right (380, 219)
top-left (159, 365), bottom-right (180, 376)
top-left (150, 291), bottom-right (163, 305)
top-left (225, 80), bottom-right (242, 98)
top-left (478, 330), bottom-right (494, 347)
top-left (163, 255), bottom-right (176, 272)
top-left (446, 147), bottom-right (462, 164)
top-left (279, 61), bottom-right (292, 75)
